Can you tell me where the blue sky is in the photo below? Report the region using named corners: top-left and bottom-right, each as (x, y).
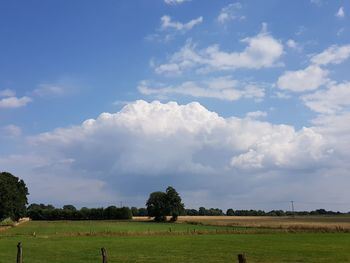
top-left (1, 0), bottom-right (350, 211)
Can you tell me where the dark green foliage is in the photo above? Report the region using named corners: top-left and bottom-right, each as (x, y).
top-left (226, 208), bottom-right (235, 216)
top-left (0, 171), bottom-right (29, 221)
top-left (27, 203), bottom-right (54, 210)
top-left (185, 209), bottom-right (199, 216)
top-left (197, 207), bottom-right (224, 216)
top-left (26, 204), bottom-right (132, 220)
top-left (166, 186), bottom-right (184, 221)
top-left (146, 186), bottom-right (185, 222)
top-left (130, 207), bottom-right (148, 216)
top-left (146, 191), bottom-right (168, 222)
top-left (63, 205), bottom-right (77, 211)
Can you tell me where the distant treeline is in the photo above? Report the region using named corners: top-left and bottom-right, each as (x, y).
top-left (27, 204), bottom-right (132, 220)
top-left (131, 206), bottom-right (346, 217)
top-left (26, 204), bottom-right (346, 220)
top-left (225, 208), bottom-right (345, 216)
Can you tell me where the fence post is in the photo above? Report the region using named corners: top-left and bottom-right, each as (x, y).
top-left (237, 253), bottom-right (246, 263)
top-left (17, 242), bottom-right (22, 263)
top-left (101, 247), bottom-right (107, 263)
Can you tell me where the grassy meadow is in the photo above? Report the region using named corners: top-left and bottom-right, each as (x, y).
top-left (1, 217), bottom-right (350, 262)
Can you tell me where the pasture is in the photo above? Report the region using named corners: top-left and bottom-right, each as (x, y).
top-left (1, 217), bottom-right (350, 262)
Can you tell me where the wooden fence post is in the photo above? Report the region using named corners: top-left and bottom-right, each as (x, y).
top-left (17, 242), bottom-right (22, 263)
top-left (237, 253), bottom-right (246, 263)
top-left (101, 247), bottom-right (107, 263)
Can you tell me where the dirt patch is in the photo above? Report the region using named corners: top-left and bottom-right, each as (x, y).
top-left (0, 217), bottom-right (30, 232)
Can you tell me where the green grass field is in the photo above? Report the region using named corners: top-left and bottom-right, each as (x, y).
top-left (1, 219), bottom-right (350, 262)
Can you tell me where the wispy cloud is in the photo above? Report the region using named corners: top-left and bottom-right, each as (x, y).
top-left (155, 24), bottom-right (284, 75)
top-left (33, 84), bottom-right (66, 97)
top-left (146, 15), bottom-right (203, 43)
top-left (161, 15), bottom-right (203, 32)
top-left (138, 77), bottom-right (265, 101)
top-left (310, 0), bottom-right (323, 6)
top-left (164, 0), bottom-right (191, 5)
top-left (311, 44), bottom-right (350, 65)
top-left (0, 124), bottom-right (22, 137)
top-left (286, 39), bottom-right (302, 52)
top-left (336, 7), bottom-right (345, 18)
top-left (0, 89), bottom-right (16, 97)
top-left (217, 2), bottom-right (245, 24)
top-left (245, 111), bottom-right (267, 119)
top-left (0, 96), bottom-right (32, 109)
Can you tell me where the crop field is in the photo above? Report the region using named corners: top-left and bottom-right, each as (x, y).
top-left (1, 218), bottom-right (350, 262)
top-left (175, 215), bottom-right (350, 231)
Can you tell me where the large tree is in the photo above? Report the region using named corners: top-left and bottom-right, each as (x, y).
top-left (0, 172), bottom-right (29, 221)
top-left (165, 186), bottom-right (184, 221)
top-left (146, 191), bottom-right (168, 222)
top-left (146, 186), bottom-right (184, 222)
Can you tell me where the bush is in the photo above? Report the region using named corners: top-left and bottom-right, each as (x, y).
top-left (0, 217), bottom-right (15, 226)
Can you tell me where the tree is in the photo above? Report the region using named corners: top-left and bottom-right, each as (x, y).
top-left (165, 186), bottom-right (184, 221)
top-left (198, 207), bottom-right (207, 216)
top-left (146, 191), bottom-right (168, 222)
top-left (146, 186), bottom-right (184, 222)
top-left (0, 172), bottom-right (29, 221)
top-left (226, 208), bottom-right (234, 216)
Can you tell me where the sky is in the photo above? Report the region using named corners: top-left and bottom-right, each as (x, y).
top-left (1, 0), bottom-right (350, 211)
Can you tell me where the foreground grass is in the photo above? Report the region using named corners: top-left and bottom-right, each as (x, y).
top-left (1, 220), bottom-right (350, 262)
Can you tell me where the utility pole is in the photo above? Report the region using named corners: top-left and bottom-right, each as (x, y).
top-left (291, 200), bottom-right (295, 218)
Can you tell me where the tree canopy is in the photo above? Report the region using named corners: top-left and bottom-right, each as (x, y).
top-left (0, 172), bottom-right (29, 221)
top-left (146, 186), bottom-right (184, 222)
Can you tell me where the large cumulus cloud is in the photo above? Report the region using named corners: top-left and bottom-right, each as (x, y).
top-left (2, 100), bottom-right (348, 210)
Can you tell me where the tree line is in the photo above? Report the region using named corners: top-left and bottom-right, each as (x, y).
top-left (130, 207), bottom-right (345, 217)
top-left (27, 204), bottom-right (132, 220)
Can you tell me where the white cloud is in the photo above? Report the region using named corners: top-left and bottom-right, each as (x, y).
top-left (155, 26), bottom-right (284, 75)
top-left (286, 39), bottom-right (302, 52)
top-left (0, 96), bottom-right (32, 109)
top-left (217, 2), bottom-right (245, 24)
top-left (164, 0), bottom-right (190, 5)
top-left (274, 91), bottom-right (291, 99)
top-left (0, 89), bottom-right (16, 97)
top-left (231, 127), bottom-right (327, 169)
top-left (286, 39), bottom-right (297, 49)
top-left (155, 63), bottom-right (182, 75)
top-left (0, 125), bottom-right (22, 137)
top-left (277, 65), bottom-right (329, 92)
top-left (302, 82), bottom-right (350, 114)
top-left (245, 111), bottom-right (267, 119)
top-left (138, 77), bottom-right (265, 101)
top-left (336, 7), bottom-right (345, 18)
top-left (146, 15), bottom-right (202, 43)
top-left (30, 100), bottom-right (328, 174)
top-left (310, 44), bottom-right (350, 65)
top-left (161, 15), bottom-right (203, 32)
